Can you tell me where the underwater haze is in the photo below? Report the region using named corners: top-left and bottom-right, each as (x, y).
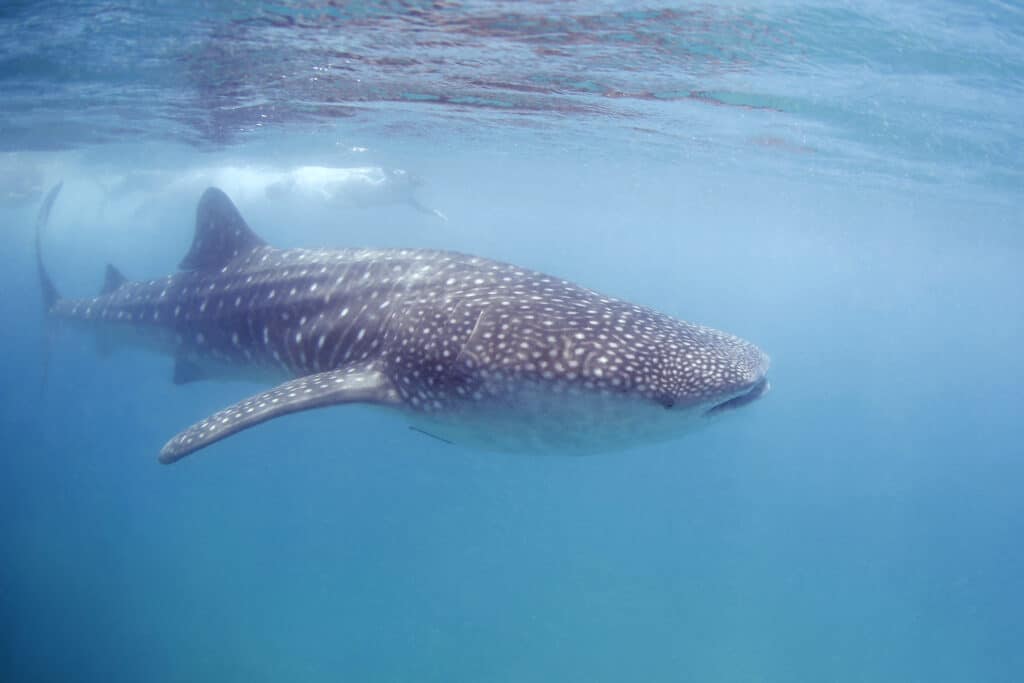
top-left (2, 1), bottom-right (1022, 681)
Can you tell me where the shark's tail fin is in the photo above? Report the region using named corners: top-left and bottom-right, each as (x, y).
top-left (35, 182), bottom-right (63, 394)
top-left (36, 182), bottom-right (63, 312)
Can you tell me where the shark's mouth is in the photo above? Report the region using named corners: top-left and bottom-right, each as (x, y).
top-left (706, 377), bottom-right (769, 416)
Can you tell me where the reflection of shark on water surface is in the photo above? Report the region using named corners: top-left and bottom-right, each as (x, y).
top-left (101, 164), bottom-right (447, 221)
top-left (36, 183), bottom-right (768, 465)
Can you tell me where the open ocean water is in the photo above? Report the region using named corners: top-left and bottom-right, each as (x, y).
top-left (1, 1), bottom-right (1022, 681)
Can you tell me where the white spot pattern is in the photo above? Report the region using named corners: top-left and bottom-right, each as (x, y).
top-left (52, 228), bottom-right (768, 462)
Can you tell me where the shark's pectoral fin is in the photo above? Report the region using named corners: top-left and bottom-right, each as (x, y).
top-left (159, 364), bottom-right (398, 464)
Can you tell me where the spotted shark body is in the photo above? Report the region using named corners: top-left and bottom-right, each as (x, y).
top-left (36, 183), bottom-right (769, 464)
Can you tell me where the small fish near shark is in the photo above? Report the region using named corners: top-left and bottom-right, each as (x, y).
top-left (35, 183), bottom-right (769, 465)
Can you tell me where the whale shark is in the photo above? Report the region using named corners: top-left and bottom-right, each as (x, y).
top-left (36, 183), bottom-right (769, 464)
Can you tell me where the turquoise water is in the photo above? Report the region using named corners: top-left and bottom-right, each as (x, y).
top-left (2, 2), bottom-right (1022, 681)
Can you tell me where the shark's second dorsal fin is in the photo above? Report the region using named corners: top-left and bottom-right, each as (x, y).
top-left (101, 264), bottom-right (127, 295)
top-left (179, 187), bottom-right (265, 272)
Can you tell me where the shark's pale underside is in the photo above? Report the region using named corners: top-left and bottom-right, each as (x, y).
top-left (35, 183), bottom-right (769, 464)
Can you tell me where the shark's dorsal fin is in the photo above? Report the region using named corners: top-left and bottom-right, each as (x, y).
top-left (179, 187), bottom-right (265, 272)
top-left (100, 264), bottom-right (127, 295)
top-left (159, 363), bottom-right (399, 464)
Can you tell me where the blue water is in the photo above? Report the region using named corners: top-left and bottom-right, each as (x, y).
top-left (2, 1), bottom-right (1022, 681)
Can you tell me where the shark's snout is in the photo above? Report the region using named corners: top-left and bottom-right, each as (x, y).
top-left (706, 375), bottom-right (770, 415)
top-left (704, 344), bottom-right (770, 416)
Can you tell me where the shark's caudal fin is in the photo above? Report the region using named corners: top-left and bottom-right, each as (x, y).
top-left (35, 182), bottom-right (64, 312)
top-left (159, 363), bottom-right (399, 464)
top-left (179, 187), bottom-right (266, 271)
top-left (35, 182), bottom-right (64, 393)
